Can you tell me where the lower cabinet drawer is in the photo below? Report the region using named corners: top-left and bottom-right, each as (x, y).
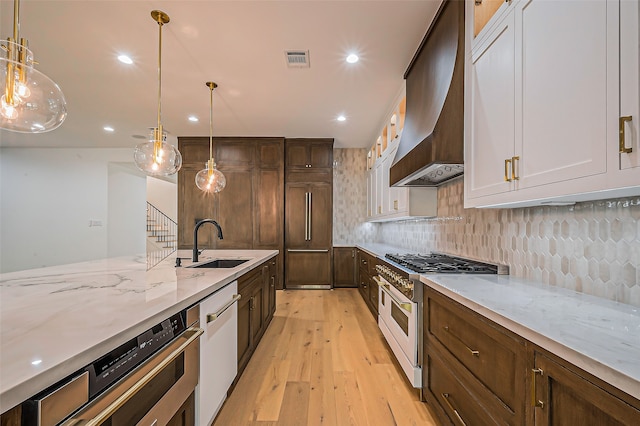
top-left (427, 292), bottom-right (525, 414)
top-left (425, 350), bottom-right (500, 426)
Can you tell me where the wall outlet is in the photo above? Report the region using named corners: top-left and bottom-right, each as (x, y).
top-left (88, 220), bottom-right (103, 227)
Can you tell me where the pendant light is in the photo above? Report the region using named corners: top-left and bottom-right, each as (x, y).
top-left (195, 82), bottom-right (226, 193)
top-left (0, 0), bottom-right (67, 133)
top-left (133, 10), bottom-right (182, 177)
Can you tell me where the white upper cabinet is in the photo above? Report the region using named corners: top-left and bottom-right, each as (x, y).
top-left (467, 7), bottom-right (516, 199)
top-left (517, 0), bottom-right (608, 189)
top-left (367, 137), bottom-right (437, 222)
top-left (620, 0), bottom-right (640, 171)
top-left (465, 0), bottom-right (640, 208)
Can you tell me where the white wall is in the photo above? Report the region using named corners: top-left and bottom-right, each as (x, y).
top-left (108, 163), bottom-right (147, 258)
top-left (146, 176), bottom-right (177, 222)
top-left (0, 148), bottom-right (146, 273)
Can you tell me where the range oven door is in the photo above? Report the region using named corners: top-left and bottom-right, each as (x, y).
top-left (375, 276), bottom-right (421, 387)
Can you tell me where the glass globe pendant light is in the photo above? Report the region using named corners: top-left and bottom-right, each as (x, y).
top-left (195, 82), bottom-right (226, 193)
top-left (0, 0), bottom-right (67, 133)
top-left (133, 10), bottom-right (182, 176)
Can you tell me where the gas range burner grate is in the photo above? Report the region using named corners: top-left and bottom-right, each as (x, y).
top-left (385, 253), bottom-right (499, 274)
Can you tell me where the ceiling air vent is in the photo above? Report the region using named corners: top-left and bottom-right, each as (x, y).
top-left (285, 50), bottom-right (310, 68)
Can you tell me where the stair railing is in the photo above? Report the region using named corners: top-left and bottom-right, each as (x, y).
top-left (146, 202), bottom-right (178, 268)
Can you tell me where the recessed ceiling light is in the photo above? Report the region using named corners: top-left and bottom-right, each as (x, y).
top-left (103, 126), bottom-right (115, 132)
top-left (188, 116), bottom-right (199, 122)
top-left (346, 54), bottom-right (359, 64)
top-left (31, 359), bottom-right (42, 366)
top-left (337, 115), bottom-right (346, 122)
top-left (117, 55), bottom-right (133, 65)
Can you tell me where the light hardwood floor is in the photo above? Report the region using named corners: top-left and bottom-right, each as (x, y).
top-left (213, 289), bottom-right (438, 425)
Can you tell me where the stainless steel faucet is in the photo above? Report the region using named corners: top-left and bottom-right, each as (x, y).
top-left (193, 219), bottom-right (223, 262)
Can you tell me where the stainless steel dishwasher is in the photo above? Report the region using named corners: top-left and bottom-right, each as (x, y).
top-left (21, 306), bottom-right (203, 426)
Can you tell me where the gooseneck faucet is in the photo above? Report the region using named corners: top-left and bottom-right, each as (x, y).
top-left (193, 219), bottom-right (224, 262)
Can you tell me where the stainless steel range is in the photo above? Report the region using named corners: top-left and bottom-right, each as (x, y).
top-left (374, 252), bottom-right (507, 389)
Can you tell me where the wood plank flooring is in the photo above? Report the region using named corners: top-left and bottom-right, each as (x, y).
top-left (213, 289), bottom-right (438, 426)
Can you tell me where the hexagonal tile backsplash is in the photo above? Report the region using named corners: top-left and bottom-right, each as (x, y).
top-left (332, 149), bottom-right (640, 307)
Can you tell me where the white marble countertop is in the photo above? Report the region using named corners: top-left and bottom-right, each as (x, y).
top-left (421, 274), bottom-right (640, 401)
top-left (0, 249), bottom-right (277, 413)
top-left (356, 243), bottom-right (410, 260)
top-left (355, 243), bottom-right (640, 401)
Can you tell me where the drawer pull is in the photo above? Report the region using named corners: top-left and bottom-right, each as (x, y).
top-left (441, 393), bottom-right (467, 426)
top-left (443, 326), bottom-right (479, 357)
top-left (531, 368), bottom-right (545, 408)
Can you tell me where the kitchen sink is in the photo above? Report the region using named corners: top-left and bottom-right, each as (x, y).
top-left (186, 259), bottom-right (249, 269)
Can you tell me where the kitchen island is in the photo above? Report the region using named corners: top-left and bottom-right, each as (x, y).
top-left (0, 249), bottom-right (277, 414)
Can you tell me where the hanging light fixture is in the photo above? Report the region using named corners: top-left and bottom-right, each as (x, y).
top-left (0, 0), bottom-right (67, 133)
top-left (133, 10), bottom-right (182, 176)
top-left (195, 82), bottom-right (226, 193)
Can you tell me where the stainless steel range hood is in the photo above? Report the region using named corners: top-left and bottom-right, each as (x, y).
top-left (390, 0), bottom-right (464, 187)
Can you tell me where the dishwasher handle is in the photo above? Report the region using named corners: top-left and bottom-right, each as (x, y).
top-left (206, 294), bottom-right (241, 323)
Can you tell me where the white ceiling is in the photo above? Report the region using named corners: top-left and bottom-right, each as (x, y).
top-left (0, 0), bottom-right (441, 149)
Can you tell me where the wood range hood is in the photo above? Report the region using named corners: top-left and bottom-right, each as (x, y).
top-left (390, 0), bottom-right (464, 187)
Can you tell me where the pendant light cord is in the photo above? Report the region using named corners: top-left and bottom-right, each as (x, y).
top-left (209, 84), bottom-right (213, 160)
top-left (156, 17), bottom-right (163, 134)
top-left (13, 0), bottom-right (20, 43)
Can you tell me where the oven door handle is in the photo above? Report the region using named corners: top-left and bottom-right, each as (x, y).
top-left (79, 326), bottom-right (203, 426)
top-left (373, 276), bottom-right (413, 313)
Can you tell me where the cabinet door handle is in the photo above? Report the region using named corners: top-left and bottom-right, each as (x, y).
top-left (512, 156), bottom-right (520, 180)
top-left (308, 191), bottom-right (312, 240)
top-left (620, 116), bottom-right (633, 153)
top-left (441, 393), bottom-right (467, 426)
top-left (249, 296), bottom-right (254, 311)
top-left (504, 158), bottom-right (512, 182)
top-left (271, 276), bottom-right (275, 288)
top-left (443, 326), bottom-right (479, 357)
top-left (531, 368), bottom-right (545, 408)
top-left (206, 294), bottom-right (241, 323)
top-left (304, 192), bottom-right (309, 241)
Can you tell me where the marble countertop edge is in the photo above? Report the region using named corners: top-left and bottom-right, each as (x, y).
top-left (421, 276), bottom-right (640, 401)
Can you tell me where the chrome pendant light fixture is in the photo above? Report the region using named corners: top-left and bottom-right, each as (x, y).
top-left (195, 82), bottom-right (226, 193)
top-left (0, 0), bottom-right (67, 133)
top-left (133, 10), bottom-right (182, 177)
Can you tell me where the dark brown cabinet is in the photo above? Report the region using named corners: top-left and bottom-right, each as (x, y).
top-left (178, 137), bottom-right (284, 288)
top-left (356, 249), bottom-right (378, 316)
top-left (333, 247), bottom-right (357, 288)
top-left (532, 350), bottom-right (640, 426)
top-left (423, 286), bottom-right (640, 426)
top-left (284, 139), bottom-right (333, 289)
top-left (423, 287), bottom-right (527, 425)
top-left (285, 182), bottom-right (332, 248)
top-left (236, 258), bottom-right (276, 384)
top-left (267, 257), bottom-right (277, 317)
top-left (285, 138), bottom-right (333, 171)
